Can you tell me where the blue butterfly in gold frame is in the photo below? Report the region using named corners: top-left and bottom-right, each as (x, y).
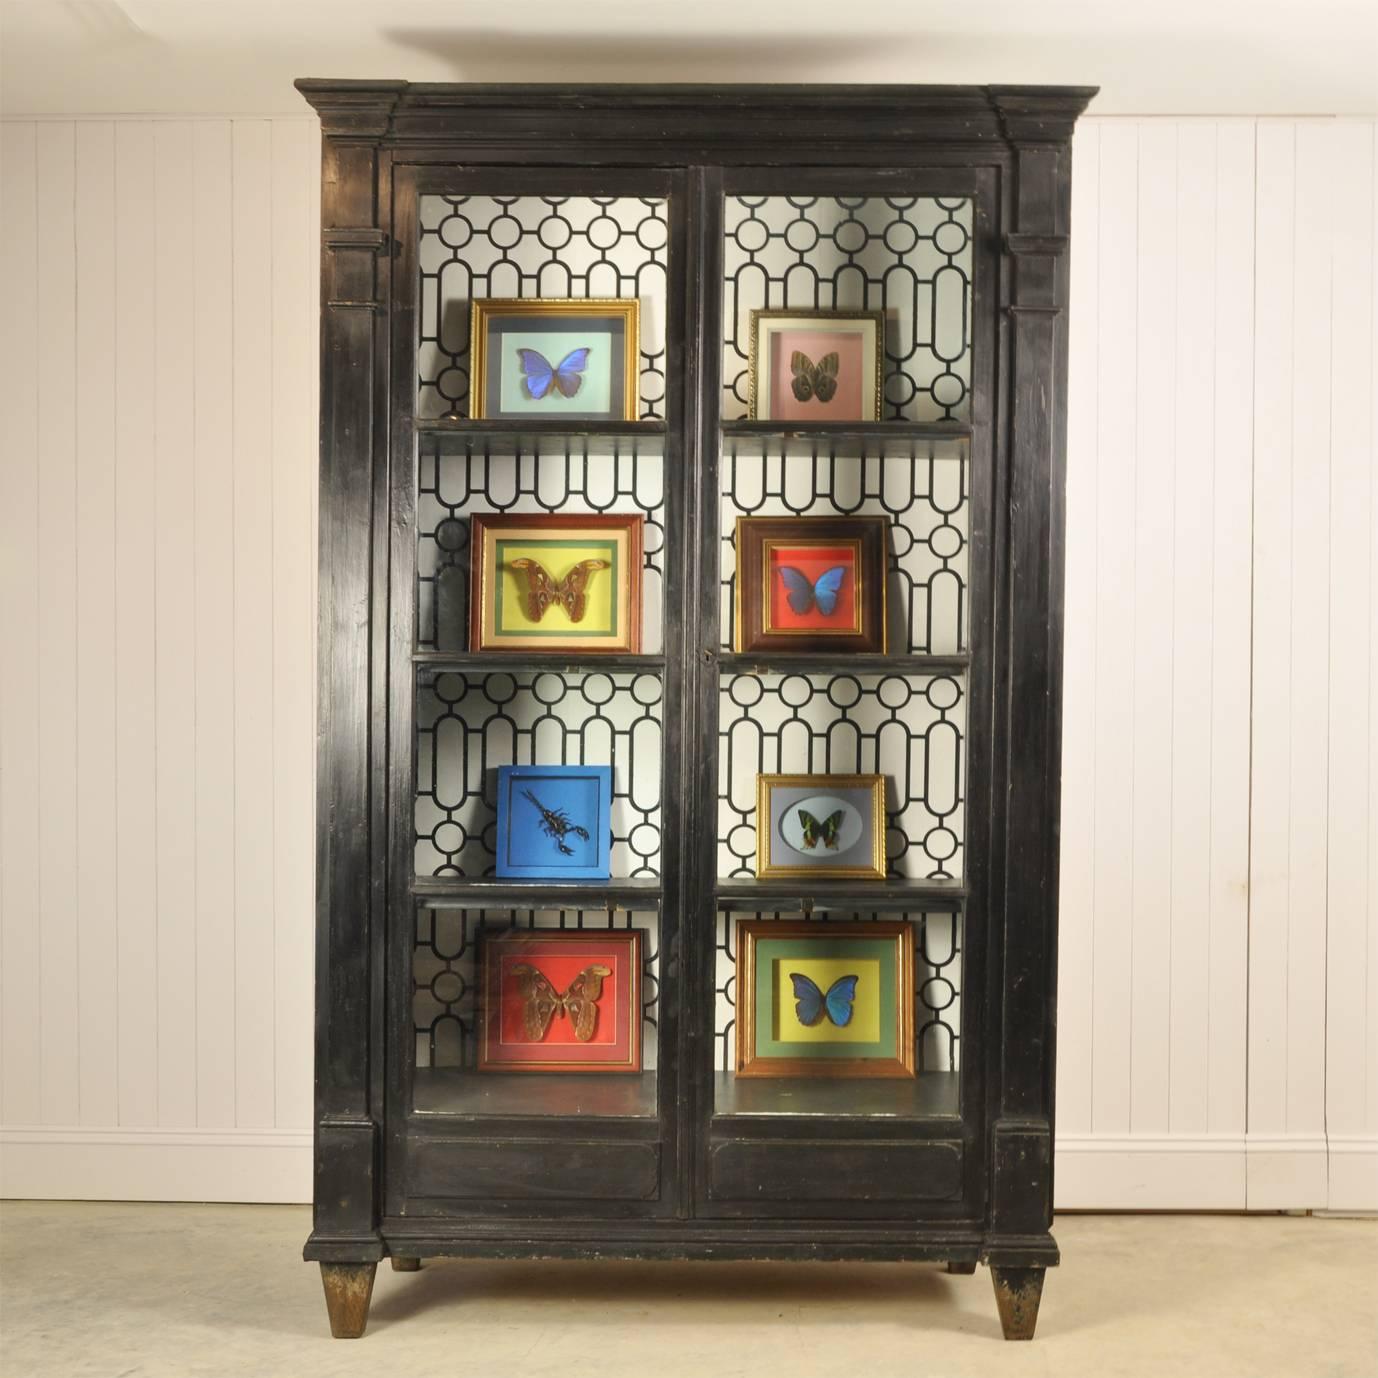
top-left (517, 346), bottom-right (591, 401)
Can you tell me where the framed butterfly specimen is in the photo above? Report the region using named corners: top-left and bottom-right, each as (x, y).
top-left (468, 298), bottom-right (640, 421)
top-left (469, 513), bottom-right (644, 653)
top-left (735, 920), bottom-right (914, 1078)
top-left (478, 929), bottom-right (644, 1073)
top-left (495, 764), bottom-right (613, 879)
top-left (734, 515), bottom-right (888, 655)
top-left (755, 773), bottom-right (887, 881)
top-left (747, 309), bottom-right (884, 422)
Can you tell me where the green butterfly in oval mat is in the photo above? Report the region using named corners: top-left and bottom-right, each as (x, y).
top-left (798, 807), bottom-right (844, 850)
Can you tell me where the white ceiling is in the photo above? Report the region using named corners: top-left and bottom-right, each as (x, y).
top-left (1, 0), bottom-right (1375, 117)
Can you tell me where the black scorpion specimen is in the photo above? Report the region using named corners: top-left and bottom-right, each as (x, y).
top-left (522, 789), bottom-right (591, 856)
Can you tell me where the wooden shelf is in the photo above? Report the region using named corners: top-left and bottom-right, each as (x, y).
top-left (717, 652), bottom-right (968, 676)
top-left (416, 418), bottom-right (666, 452)
top-left (721, 420), bottom-right (971, 447)
top-left (415, 651), bottom-right (665, 675)
top-left (412, 876), bottom-right (663, 910)
top-left (413, 1068), bottom-right (658, 1120)
top-left (716, 877), bottom-right (965, 912)
top-left (712, 1071), bottom-right (960, 1120)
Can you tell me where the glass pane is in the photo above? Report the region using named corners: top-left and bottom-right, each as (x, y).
top-left (711, 908), bottom-right (962, 1117)
top-left (417, 433), bottom-right (665, 654)
top-left (417, 194), bottom-right (669, 420)
top-left (413, 905), bottom-right (661, 1117)
top-left (415, 669), bottom-right (664, 880)
top-left (720, 434), bottom-right (969, 657)
top-left (722, 195), bottom-right (974, 423)
top-left (717, 670), bottom-right (964, 883)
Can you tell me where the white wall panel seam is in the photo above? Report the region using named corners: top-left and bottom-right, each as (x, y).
top-left (190, 123), bottom-right (201, 1128)
top-left (1129, 119), bottom-right (1139, 1131)
top-left (269, 118), bottom-right (281, 1127)
top-left (151, 133), bottom-right (162, 1125)
top-left (230, 121), bottom-right (240, 1125)
top-left (1205, 120), bottom-right (1220, 1127)
top-left (70, 123), bottom-right (82, 1121)
top-left (1244, 117), bottom-right (1259, 1147)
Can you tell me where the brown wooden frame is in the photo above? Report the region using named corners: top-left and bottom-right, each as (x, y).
top-left (735, 920), bottom-right (915, 1078)
top-left (469, 512), bottom-right (644, 653)
top-left (734, 516), bottom-right (888, 655)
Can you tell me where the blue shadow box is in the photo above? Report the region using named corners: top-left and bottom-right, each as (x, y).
top-left (495, 765), bottom-right (613, 880)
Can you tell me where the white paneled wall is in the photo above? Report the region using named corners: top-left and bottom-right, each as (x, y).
top-left (1324, 121), bottom-right (1378, 1213)
top-left (0, 118), bottom-right (319, 1201)
top-left (0, 115), bottom-right (1374, 1207)
top-left (1058, 117), bottom-right (1377, 1210)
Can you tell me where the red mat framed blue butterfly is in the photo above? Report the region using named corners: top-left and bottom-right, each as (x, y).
top-left (735, 919), bottom-right (915, 1078)
top-left (468, 298), bottom-right (640, 422)
top-left (734, 515), bottom-right (889, 654)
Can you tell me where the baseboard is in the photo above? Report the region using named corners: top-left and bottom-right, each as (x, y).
top-left (1244, 1134), bottom-right (1331, 1210)
top-left (1055, 1135), bottom-right (1247, 1209)
top-left (2, 1126), bottom-right (1366, 1211)
top-left (0, 1126), bottom-right (312, 1204)
top-left (1326, 1136), bottom-right (1378, 1212)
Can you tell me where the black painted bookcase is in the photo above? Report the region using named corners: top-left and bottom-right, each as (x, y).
top-left (297, 80), bottom-right (1095, 1341)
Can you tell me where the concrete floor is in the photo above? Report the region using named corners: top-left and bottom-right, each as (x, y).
top-left (0, 1204), bottom-right (1374, 1378)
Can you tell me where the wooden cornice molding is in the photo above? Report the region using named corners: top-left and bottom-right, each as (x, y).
top-left (989, 85), bottom-right (1099, 144)
top-left (295, 81), bottom-right (1098, 150)
top-left (295, 78), bottom-right (405, 138)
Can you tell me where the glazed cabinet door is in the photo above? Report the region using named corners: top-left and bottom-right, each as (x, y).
top-left (688, 166), bottom-right (1001, 1221)
top-left (381, 164), bottom-right (692, 1221)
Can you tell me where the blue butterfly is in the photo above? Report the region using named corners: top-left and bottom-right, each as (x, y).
top-left (516, 346), bottom-right (591, 401)
top-left (779, 565), bottom-right (847, 616)
top-left (789, 972), bottom-right (860, 1028)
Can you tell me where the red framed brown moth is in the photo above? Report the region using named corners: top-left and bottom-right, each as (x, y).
top-left (477, 928), bottom-right (644, 1073)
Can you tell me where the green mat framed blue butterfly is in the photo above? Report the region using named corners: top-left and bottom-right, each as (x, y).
top-left (468, 297), bottom-right (640, 421)
top-left (789, 971), bottom-right (860, 1027)
top-left (735, 516), bottom-right (890, 655)
top-left (735, 919), bottom-right (916, 1078)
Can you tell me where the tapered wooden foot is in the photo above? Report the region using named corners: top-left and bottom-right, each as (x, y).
top-left (990, 1265), bottom-right (1045, 1340)
top-left (946, 1260), bottom-right (977, 1275)
top-left (390, 1256), bottom-right (421, 1272)
top-left (320, 1262), bottom-right (376, 1339)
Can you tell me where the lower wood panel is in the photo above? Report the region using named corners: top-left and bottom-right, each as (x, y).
top-left (708, 1138), bottom-right (964, 1203)
top-left (408, 1138), bottom-right (661, 1202)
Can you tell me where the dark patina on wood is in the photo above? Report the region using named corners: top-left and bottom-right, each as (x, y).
top-left (299, 78), bottom-right (1094, 1342)
top-left (319, 1262), bottom-right (377, 1339)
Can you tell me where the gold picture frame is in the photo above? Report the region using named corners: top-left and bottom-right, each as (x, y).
top-left (469, 297), bottom-right (641, 421)
top-left (755, 773), bottom-right (887, 881)
top-left (747, 308), bottom-right (885, 422)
